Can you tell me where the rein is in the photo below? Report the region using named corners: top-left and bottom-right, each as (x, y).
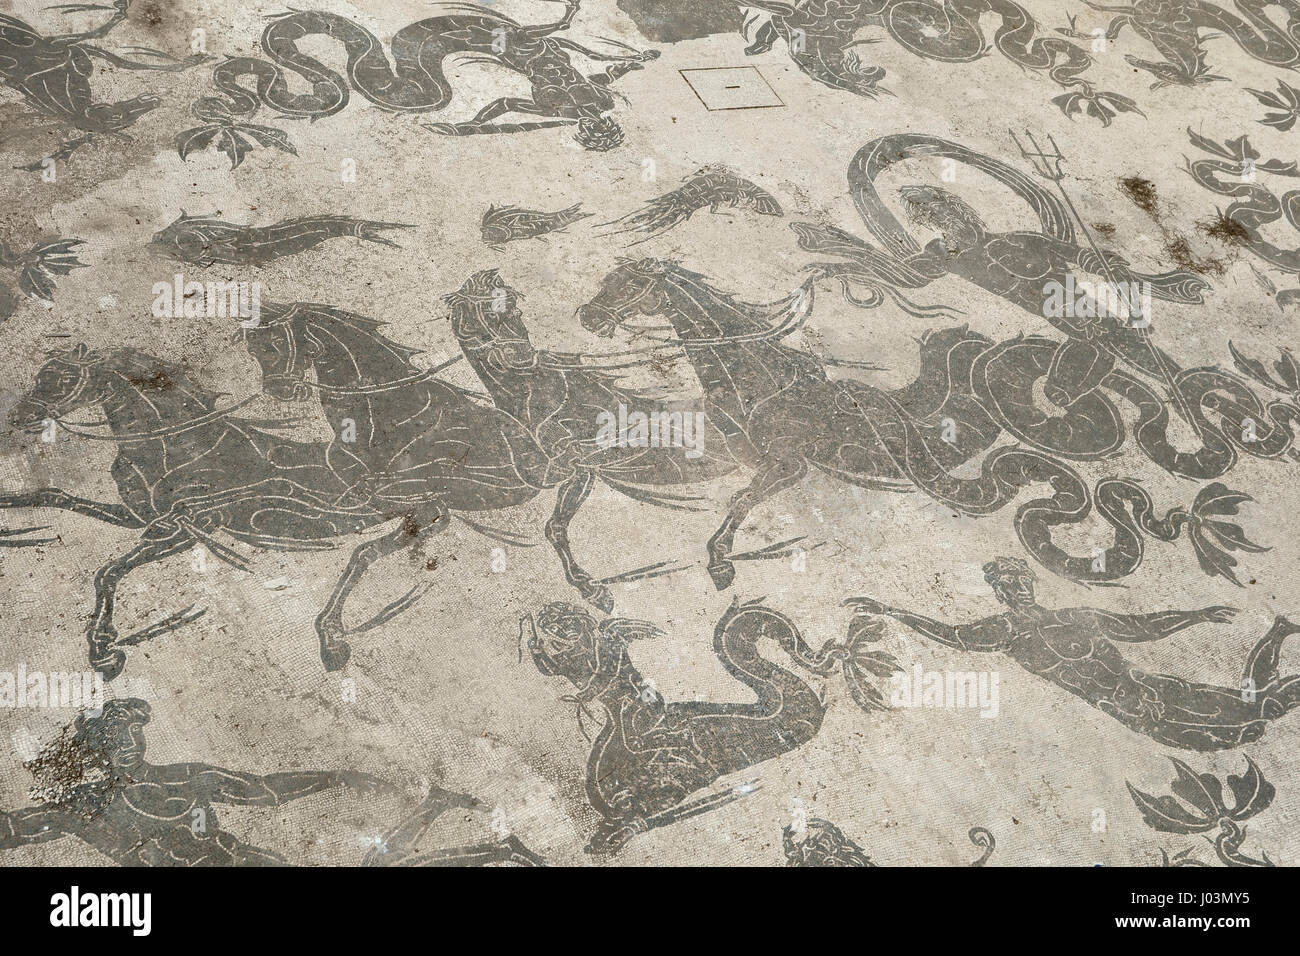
top-left (52, 395), bottom-right (260, 442)
top-left (579, 282), bottom-right (814, 354)
top-left (448, 283), bottom-right (813, 377)
top-left (312, 365), bottom-right (443, 395)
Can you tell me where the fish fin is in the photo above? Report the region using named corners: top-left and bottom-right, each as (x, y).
top-left (357, 221), bottom-right (415, 248)
top-left (751, 190), bottom-right (783, 216)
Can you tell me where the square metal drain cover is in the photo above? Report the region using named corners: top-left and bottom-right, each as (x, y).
top-left (680, 67), bottom-right (784, 111)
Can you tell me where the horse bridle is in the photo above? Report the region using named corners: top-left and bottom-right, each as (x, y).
top-left (246, 306), bottom-right (468, 395)
top-left (582, 267), bottom-right (814, 349)
top-left (32, 350), bottom-right (261, 443)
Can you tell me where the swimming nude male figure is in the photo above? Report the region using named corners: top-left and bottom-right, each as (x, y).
top-left (846, 557), bottom-right (1300, 751)
top-left (0, 699), bottom-right (395, 865)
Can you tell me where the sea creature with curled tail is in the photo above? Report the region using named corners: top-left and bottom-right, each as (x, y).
top-left (148, 213), bottom-right (414, 266)
top-left (523, 598), bottom-right (897, 854)
top-left (176, 1), bottom-right (659, 167)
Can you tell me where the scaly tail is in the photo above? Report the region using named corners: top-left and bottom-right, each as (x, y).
top-left (1015, 475), bottom-right (1267, 586)
top-left (835, 383), bottom-right (1266, 585)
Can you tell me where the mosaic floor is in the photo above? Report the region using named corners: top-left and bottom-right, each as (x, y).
top-left (2, 0), bottom-right (1299, 867)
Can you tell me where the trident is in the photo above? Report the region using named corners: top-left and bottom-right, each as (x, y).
top-left (1010, 129), bottom-right (1200, 437)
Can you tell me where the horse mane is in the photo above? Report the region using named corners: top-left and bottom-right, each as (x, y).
top-left (98, 348), bottom-right (217, 395)
top-left (552, 359), bottom-right (671, 408)
top-left (442, 269), bottom-right (521, 308)
top-left (621, 257), bottom-right (808, 327)
top-left (287, 301), bottom-right (423, 362)
top-left (0, 13), bottom-right (36, 33)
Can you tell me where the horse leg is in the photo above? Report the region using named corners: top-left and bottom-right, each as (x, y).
top-left (364, 787), bottom-right (483, 865)
top-left (314, 509), bottom-right (446, 671)
top-left (56, 1), bottom-right (128, 44)
top-left (83, 46), bottom-right (204, 72)
top-left (468, 98), bottom-right (545, 124)
top-left (706, 457), bottom-right (808, 590)
top-left (0, 488), bottom-right (145, 529)
top-left (545, 470), bottom-right (614, 612)
top-left (86, 526), bottom-right (197, 680)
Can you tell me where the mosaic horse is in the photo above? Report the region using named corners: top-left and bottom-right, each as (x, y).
top-left (3, 345), bottom-right (442, 678)
top-left (577, 259), bottom-right (1262, 588)
top-left (444, 270), bottom-right (746, 593)
top-left (240, 299), bottom-right (730, 615)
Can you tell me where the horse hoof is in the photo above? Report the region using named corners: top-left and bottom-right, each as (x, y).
top-left (707, 561), bottom-right (735, 591)
top-left (321, 640), bottom-right (352, 672)
top-left (92, 648), bottom-right (126, 683)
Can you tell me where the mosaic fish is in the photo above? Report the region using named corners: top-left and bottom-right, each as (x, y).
top-left (602, 165), bottom-right (783, 241)
top-left (149, 213), bottom-right (413, 266)
top-left (480, 203), bottom-right (592, 248)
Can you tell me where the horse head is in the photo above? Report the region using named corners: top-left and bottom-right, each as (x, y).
top-left (240, 301), bottom-right (422, 400)
top-left (238, 302), bottom-right (323, 401)
top-left (12, 345), bottom-right (214, 434)
top-left (443, 270), bottom-right (537, 372)
top-left (577, 257), bottom-right (678, 337)
top-left (10, 343), bottom-right (109, 429)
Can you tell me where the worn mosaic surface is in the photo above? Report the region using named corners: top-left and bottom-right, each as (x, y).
top-left (1, 0), bottom-right (1299, 867)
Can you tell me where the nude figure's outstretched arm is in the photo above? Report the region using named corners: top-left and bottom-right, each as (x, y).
top-left (1062, 606), bottom-right (1238, 643)
top-left (0, 807), bottom-right (74, 849)
top-left (844, 598), bottom-right (1012, 651)
top-left (182, 765), bottom-right (397, 806)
